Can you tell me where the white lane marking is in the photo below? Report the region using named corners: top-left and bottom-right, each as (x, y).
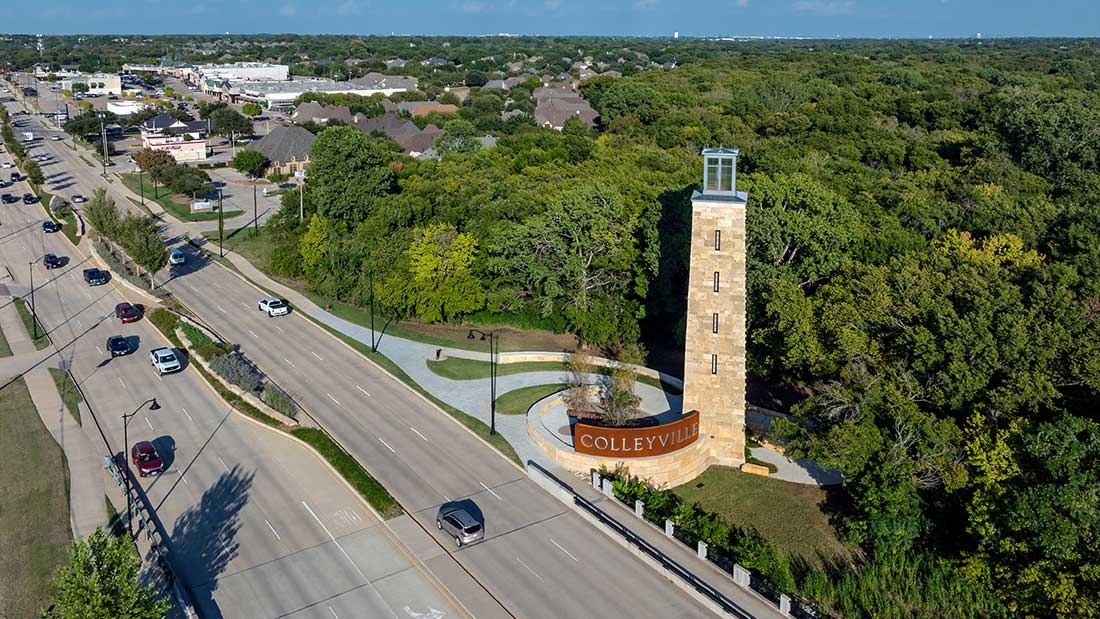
top-left (410, 427), bottom-right (428, 441)
top-left (378, 437), bottom-right (395, 453)
top-left (443, 494), bottom-right (451, 502)
top-left (219, 536), bottom-right (230, 555)
top-left (84, 290), bottom-right (91, 300)
top-left (213, 281), bottom-right (222, 289)
top-left (188, 284), bottom-right (199, 293)
top-left (96, 345), bottom-right (103, 354)
top-left (302, 501), bottom-right (366, 580)
top-left (273, 324), bottom-right (285, 333)
top-left (283, 356), bottom-right (296, 368)
top-left (516, 557), bottom-right (545, 582)
top-left (156, 373), bottom-right (163, 382)
top-left (74, 318), bottom-right (82, 328)
top-left (326, 393), bottom-right (341, 406)
top-left (117, 377), bottom-right (126, 390)
top-left (181, 406), bottom-right (193, 422)
top-left (311, 351), bottom-right (323, 361)
top-left (265, 519), bottom-right (282, 541)
top-left (178, 468), bottom-right (189, 486)
top-left (328, 607), bottom-right (339, 619)
top-left (247, 329), bottom-right (258, 338)
top-left (216, 305), bottom-right (226, 314)
top-left (145, 417), bottom-right (154, 431)
top-left (217, 456), bottom-right (229, 472)
top-left (480, 482), bottom-right (503, 501)
top-left (356, 385), bottom-right (370, 397)
top-left (69, 273), bottom-right (75, 280)
top-left (551, 539), bottom-right (579, 562)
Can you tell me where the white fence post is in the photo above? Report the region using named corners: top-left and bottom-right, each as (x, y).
top-left (733, 564), bottom-right (751, 588)
top-left (780, 594), bottom-right (791, 616)
top-left (601, 478), bottom-right (614, 498)
top-left (697, 541), bottom-right (707, 560)
top-left (634, 499), bottom-right (644, 518)
top-left (591, 470), bottom-right (601, 489)
top-left (664, 519), bottom-right (674, 537)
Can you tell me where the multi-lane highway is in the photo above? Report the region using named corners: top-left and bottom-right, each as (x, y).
top-left (1, 97), bottom-right (464, 619)
top-left (5, 88), bottom-right (736, 619)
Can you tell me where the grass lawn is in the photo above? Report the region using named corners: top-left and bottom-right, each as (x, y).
top-left (495, 383), bottom-right (567, 415)
top-left (14, 297), bottom-right (50, 350)
top-left (425, 355), bottom-right (682, 395)
top-left (0, 322), bottom-right (11, 357)
top-left (202, 226), bottom-right (287, 274)
top-left (119, 173), bottom-right (241, 222)
top-left (78, 154), bottom-right (94, 167)
top-left (672, 466), bottom-right (854, 570)
top-left (0, 377), bottom-right (72, 619)
top-left (47, 367), bottom-right (82, 426)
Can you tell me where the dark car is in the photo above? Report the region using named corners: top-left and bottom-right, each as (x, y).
top-left (43, 253), bottom-right (62, 269)
top-left (10, 172), bottom-right (20, 181)
top-left (0, 180), bottom-right (10, 188)
top-left (131, 441), bottom-right (163, 477)
top-left (107, 335), bottom-right (133, 357)
top-left (83, 268), bottom-right (109, 286)
top-left (22, 193), bottom-right (37, 204)
top-left (42, 220), bottom-right (61, 233)
top-left (115, 302), bottom-right (141, 323)
top-left (1, 193), bottom-right (17, 204)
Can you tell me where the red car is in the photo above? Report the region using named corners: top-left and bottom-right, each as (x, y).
top-left (115, 302), bottom-right (141, 323)
top-left (131, 441), bottom-right (163, 477)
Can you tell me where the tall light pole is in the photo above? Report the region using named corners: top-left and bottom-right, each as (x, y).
top-left (252, 175), bottom-right (258, 232)
top-left (218, 186), bottom-right (224, 257)
top-left (27, 256), bottom-right (42, 339)
top-left (467, 329), bottom-right (498, 436)
top-left (122, 398), bottom-right (160, 536)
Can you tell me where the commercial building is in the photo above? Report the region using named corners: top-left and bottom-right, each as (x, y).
top-left (60, 73), bottom-right (122, 95)
top-left (187, 62), bottom-right (289, 84)
top-left (140, 113), bottom-right (208, 162)
top-left (107, 100), bottom-right (150, 116)
top-left (219, 74), bottom-right (418, 111)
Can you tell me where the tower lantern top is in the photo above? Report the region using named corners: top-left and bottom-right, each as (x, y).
top-left (701, 147), bottom-right (740, 197)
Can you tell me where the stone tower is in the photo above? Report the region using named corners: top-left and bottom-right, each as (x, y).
top-left (682, 148), bottom-right (747, 468)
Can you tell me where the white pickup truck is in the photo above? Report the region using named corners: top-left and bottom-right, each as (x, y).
top-left (149, 348), bottom-right (182, 375)
top-left (21, 132), bottom-right (33, 142)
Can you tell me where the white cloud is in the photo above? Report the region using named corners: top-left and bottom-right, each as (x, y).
top-left (545, 0), bottom-right (562, 9)
top-left (635, 0), bottom-right (657, 10)
top-left (278, 3), bottom-right (297, 16)
top-left (791, 0), bottom-right (854, 15)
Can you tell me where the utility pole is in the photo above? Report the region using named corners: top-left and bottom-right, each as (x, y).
top-left (218, 187), bottom-right (224, 257)
top-left (252, 177), bottom-right (258, 232)
top-left (299, 179), bottom-right (304, 221)
top-left (99, 118), bottom-right (108, 176)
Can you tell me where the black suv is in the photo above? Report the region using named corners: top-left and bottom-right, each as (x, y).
top-left (43, 253), bottom-right (62, 269)
top-left (22, 193), bottom-right (37, 204)
top-left (107, 335), bottom-right (133, 357)
top-left (1, 193), bottom-right (17, 204)
top-left (42, 220), bottom-right (61, 233)
top-left (83, 268), bottom-right (109, 286)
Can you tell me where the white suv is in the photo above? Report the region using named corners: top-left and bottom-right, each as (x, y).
top-left (258, 297), bottom-right (289, 317)
top-left (149, 348), bottom-right (182, 374)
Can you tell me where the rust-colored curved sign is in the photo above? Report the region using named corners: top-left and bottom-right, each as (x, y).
top-left (574, 411), bottom-right (700, 458)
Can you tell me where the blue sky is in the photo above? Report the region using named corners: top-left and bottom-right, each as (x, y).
top-left (9, 1), bottom-right (1099, 38)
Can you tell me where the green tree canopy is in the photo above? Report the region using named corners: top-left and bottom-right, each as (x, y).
top-left (306, 125), bottom-right (394, 225)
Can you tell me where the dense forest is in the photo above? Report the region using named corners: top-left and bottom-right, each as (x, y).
top-left (7, 33), bottom-right (1100, 617)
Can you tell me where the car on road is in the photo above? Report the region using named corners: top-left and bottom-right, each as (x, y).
top-left (149, 347), bottom-right (181, 375)
top-left (10, 172), bottom-right (20, 181)
top-left (258, 296), bottom-right (289, 317)
top-left (107, 335), bottom-right (133, 357)
top-left (0, 180), bottom-right (11, 188)
top-left (0, 161), bottom-right (11, 168)
top-left (168, 249), bottom-right (185, 266)
top-left (35, 154), bottom-right (49, 162)
top-left (23, 193), bottom-right (37, 204)
top-left (50, 135), bottom-right (62, 141)
top-left (83, 268), bottom-right (109, 285)
top-left (436, 506), bottom-right (484, 547)
top-left (42, 220), bottom-right (61, 233)
top-left (131, 441), bottom-right (164, 477)
top-left (115, 302), bottom-right (142, 323)
top-left (71, 194), bottom-right (86, 203)
top-left (1, 193), bottom-right (17, 204)
top-left (43, 253), bottom-right (62, 269)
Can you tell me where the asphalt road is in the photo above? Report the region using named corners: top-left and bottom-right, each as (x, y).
top-left (1, 97), bottom-right (463, 619)
top-left (7, 86), bottom-right (755, 619)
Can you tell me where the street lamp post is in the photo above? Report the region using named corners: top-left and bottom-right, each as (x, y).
top-left (122, 398), bottom-right (160, 536)
top-left (467, 329), bottom-right (498, 436)
top-left (218, 187), bottom-right (224, 257)
top-left (27, 256), bottom-right (42, 339)
top-left (252, 176), bottom-right (258, 232)
top-left (138, 167), bottom-right (145, 207)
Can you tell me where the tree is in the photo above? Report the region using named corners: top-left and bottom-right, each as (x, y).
top-left (198, 101), bottom-right (227, 120)
top-left (25, 159), bottom-right (44, 186)
top-left (435, 119), bottom-right (482, 156)
top-left (306, 125), bottom-right (394, 225)
top-left (381, 223), bottom-right (485, 322)
top-left (41, 527), bottom-right (169, 619)
top-left (231, 149), bottom-right (267, 178)
top-left (241, 102), bottom-right (263, 117)
top-left (209, 107), bottom-right (253, 138)
top-left (464, 70), bottom-right (487, 87)
top-left (70, 82), bottom-right (88, 94)
top-left (300, 213), bottom-right (329, 273)
top-left (131, 148), bottom-right (174, 174)
top-left (84, 188), bottom-right (120, 237)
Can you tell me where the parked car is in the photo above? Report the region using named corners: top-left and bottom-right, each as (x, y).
top-left (168, 249), bottom-right (185, 266)
top-left (149, 347), bottom-right (181, 375)
top-left (50, 134), bottom-right (62, 141)
top-left (1, 193), bottom-right (17, 204)
top-left (107, 335), bottom-right (133, 357)
top-left (258, 296), bottom-right (289, 317)
top-left (115, 302), bottom-right (142, 323)
top-left (436, 506), bottom-right (484, 547)
top-left (71, 194), bottom-right (86, 203)
top-left (43, 253), bottom-right (62, 269)
top-left (0, 180), bottom-right (11, 188)
top-left (1, 161), bottom-right (11, 168)
top-left (131, 441), bottom-right (163, 477)
top-left (83, 268), bottom-right (109, 285)
top-left (23, 193), bottom-right (37, 204)
top-left (10, 172), bottom-right (20, 181)
top-left (42, 220), bottom-right (61, 233)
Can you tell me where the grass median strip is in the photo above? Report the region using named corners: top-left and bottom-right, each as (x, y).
top-left (0, 322), bottom-right (11, 357)
top-left (0, 376), bottom-right (72, 619)
top-left (495, 383), bottom-right (567, 416)
top-left (14, 297), bottom-right (50, 350)
top-left (47, 367), bottom-right (82, 426)
top-left (427, 358), bottom-right (565, 380)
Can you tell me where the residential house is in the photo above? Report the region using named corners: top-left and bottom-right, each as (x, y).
top-left (532, 87), bottom-right (598, 130)
top-left (421, 57), bottom-right (450, 67)
top-left (396, 101), bottom-right (459, 118)
top-left (384, 59), bottom-right (408, 69)
top-left (291, 102), bottom-right (354, 125)
top-left (140, 113), bottom-right (209, 162)
top-left (245, 125), bottom-right (316, 176)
